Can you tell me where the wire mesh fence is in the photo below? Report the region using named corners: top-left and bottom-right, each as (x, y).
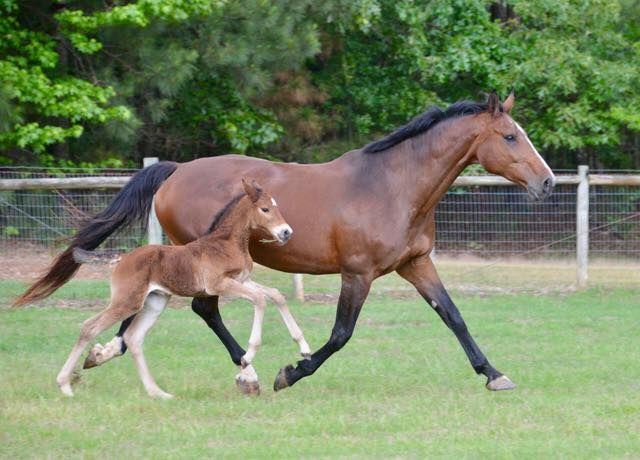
top-left (1, 167), bottom-right (639, 259)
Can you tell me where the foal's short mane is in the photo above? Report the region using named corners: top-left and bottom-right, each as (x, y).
top-left (206, 194), bottom-right (244, 234)
top-left (363, 100), bottom-right (502, 154)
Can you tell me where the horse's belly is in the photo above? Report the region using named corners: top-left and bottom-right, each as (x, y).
top-left (154, 156), bottom-right (342, 275)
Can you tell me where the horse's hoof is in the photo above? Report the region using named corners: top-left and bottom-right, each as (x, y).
top-left (301, 353), bottom-right (311, 360)
top-left (273, 365), bottom-right (294, 392)
top-left (486, 375), bottom-right (516, 391)
top-left (149, 390), bottom-right (174, 400)
top-left (236, 378), bottom-right (260, 396)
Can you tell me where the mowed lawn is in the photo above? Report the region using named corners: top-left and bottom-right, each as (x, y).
top-left (1, 269), bottom-right (639, 458)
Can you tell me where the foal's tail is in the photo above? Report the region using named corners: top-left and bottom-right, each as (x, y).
top-left (13, 161), bottom-right (178, 307)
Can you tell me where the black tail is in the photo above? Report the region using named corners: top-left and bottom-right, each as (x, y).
top-left (13, 161), bottom-right (178, 306)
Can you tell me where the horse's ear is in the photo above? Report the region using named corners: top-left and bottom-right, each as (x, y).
top-left (503, 91), bottom-right (515, 114)
top-left (486, 91), bottom-right (501, 117)
top-left (242, 177), bottom-right (262, 203)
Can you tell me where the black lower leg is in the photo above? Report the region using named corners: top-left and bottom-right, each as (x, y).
top-left (116, 315), bottom-right (135, 354)
top-left (422, 286), bottom-right (502, 382)
top-left (191, 297), bottom-right (246, 366)
top-left (277, 274), bottom-right (371, 388)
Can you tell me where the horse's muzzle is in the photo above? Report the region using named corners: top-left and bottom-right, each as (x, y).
top-left (528, 174), bottom-right (555, 201)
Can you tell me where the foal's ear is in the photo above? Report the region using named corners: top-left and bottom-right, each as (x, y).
top-left (241, 177), bottom-right (263, 203)
top-left (503, 91), bottom-right (515, 114)
top-left (486, 91), bottom-right (501, 117)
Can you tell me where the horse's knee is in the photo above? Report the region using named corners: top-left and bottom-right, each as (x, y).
top-left (329, 327), bottom-right (352, 350)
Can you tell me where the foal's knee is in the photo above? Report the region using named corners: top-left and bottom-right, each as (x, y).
top-left (267, 288), bottom-right (286, 307)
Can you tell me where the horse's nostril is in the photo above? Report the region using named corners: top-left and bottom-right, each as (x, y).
top-left (542, 177), bottom-right (553, 192)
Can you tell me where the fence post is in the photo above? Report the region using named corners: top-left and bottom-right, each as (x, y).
top-left (143, 157), bottom-right (163, 245)
top-left (292, 273), bottom-right (305, 302)
top-left (576, 165), bottom-right (589, 288)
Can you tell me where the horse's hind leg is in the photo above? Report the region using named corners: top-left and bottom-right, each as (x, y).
top-left (84, 315), bottom-right (134, 369)
top-left (57, 309), bottom-right (123, 396)
top-left (123, 292), bottom-right (172, 399)
top-left (245, 280), bottom-right (311, 359)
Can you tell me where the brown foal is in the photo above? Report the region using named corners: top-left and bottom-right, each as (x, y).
top-left (56, 178), bottom-right (309, 398)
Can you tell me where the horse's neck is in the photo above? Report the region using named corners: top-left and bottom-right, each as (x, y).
top-left (372, 115), bottom-right (484, 218)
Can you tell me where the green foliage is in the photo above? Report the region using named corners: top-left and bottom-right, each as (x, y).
top-left (0, 0), bottom-right (639, 169)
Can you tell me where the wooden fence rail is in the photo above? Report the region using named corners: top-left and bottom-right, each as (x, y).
top-left (2, 163), bottom-right (639, 292)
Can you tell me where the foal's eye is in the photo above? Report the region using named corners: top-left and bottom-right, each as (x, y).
top-left (504, 134), bottom-right (516, 142)
top-left (261, 207), bottom-right (270, 213)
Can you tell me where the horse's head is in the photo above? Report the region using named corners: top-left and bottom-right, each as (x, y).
top-left (472, 92), bottom-right (555, 201)
top-left (242, 177), bottom-right (292, 244)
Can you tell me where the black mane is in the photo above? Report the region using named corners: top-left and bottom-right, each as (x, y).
top-left (206, 194), bottom-right (244, 234)
top-left (363, 100), bottom-right (500, 154)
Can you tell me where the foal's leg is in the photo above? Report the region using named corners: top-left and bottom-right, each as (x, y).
top-left (216, 279), bottom-right (267, 394)
top-left (122, 292), bottom-right (172, 399)
top-left (244, 280), bottom-right (311, 358)
top-left (396, 255), bottom-right (515, 391)
top-left (83, 315), bottom-right (134, 369)
top-left (57, 305), bottom-right (135, 396)
top-left (191, 296), bottom-right (260, 395)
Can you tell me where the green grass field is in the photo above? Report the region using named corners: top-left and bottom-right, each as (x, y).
top-left (1, 264), bottom-right (639, 458)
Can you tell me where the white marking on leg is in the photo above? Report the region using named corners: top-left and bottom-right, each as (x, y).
top-left (124, 292), bottom-right (172, 398)
top-left (57, 311), bottom-right (119, 396)
top-left (245, 280), bottom-right (311, 356)
top-left (236, 363), bottom-right (259, 383)
top-left (88, 336), bottom-right (124, 366)
top-left (240, 291), bottom-right (266, 366)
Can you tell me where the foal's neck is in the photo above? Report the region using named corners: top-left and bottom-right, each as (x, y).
top-left (203, 197), bottom-right (253, 250)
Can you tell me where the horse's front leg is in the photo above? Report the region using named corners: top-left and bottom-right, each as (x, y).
top-left (243, 280), bottom-right (311, 359)
top-left (396, 256), bottom-right (515, 391)
top-left (190, 296), bottom-right (261, 395)
top-left (273, 272), bottom-right (372, 391)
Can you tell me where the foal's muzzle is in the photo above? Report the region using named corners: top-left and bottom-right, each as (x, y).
top-left (262, 224), bottom-right (293, 244)
top-left (277, 227), bottom-right (292, 243)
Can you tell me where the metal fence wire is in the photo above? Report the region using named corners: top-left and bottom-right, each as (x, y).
top-left (1, 167), bottom-right (639, 258)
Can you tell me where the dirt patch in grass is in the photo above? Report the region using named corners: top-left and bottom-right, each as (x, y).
top-left (0, 243), bottom-right (112, 281)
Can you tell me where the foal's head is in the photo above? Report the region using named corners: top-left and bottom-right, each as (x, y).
top-left (242, 178), bottom-right (292, 244)
top-left (472, 92), bottom-right (555, 201)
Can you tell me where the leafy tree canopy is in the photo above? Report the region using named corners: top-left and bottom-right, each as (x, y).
top-left (1, 0), bottom-right (638, 169)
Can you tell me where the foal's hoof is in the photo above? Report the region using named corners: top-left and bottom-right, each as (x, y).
top-left (273, 365), bottom-right (294, 392)
top-left (82, 343), bottom-right (102, 369)
top-left (301, 353), bottom-right (311, 360)
top-left (235, 378), bottom-right (261, 396)
top-left (486, 375), bottom-right (516, 391)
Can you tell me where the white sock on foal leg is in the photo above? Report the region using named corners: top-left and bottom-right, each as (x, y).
top-left (124, 292), bottom-right (172, 399)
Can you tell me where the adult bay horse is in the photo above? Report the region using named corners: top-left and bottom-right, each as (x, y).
top-left (16, 93), bottom-right (555, 393)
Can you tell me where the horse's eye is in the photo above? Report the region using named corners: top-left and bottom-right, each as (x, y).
top-left (504, 134), bottom-right (516, 142)
top-left (261, 207), bottom-right (269, 213)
